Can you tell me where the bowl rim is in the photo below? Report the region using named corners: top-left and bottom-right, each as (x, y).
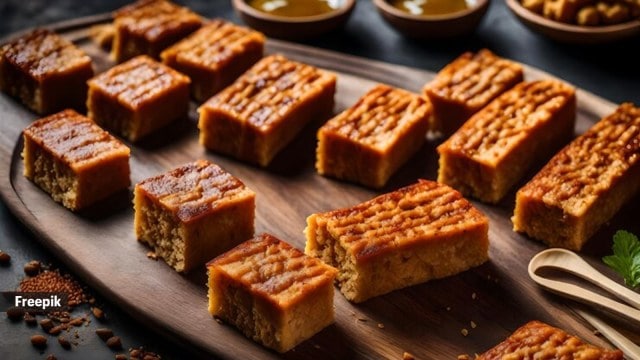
top-left (506, 0), bottom-right (640, 35)
top-left (232, 0), bottom-right (356, 24)
top-left (372, 0), bottom-right (490, 21)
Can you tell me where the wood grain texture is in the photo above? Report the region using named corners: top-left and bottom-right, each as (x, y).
top-left (1, 15), bottom-right (639, 360)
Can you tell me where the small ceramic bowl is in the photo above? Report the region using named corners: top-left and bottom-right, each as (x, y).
top-left (232, 0), bottom-right (356, 40)
top-left (372, 0), bottom-right (490, 39)
top-left (506, 0), bottom-right (640, 44)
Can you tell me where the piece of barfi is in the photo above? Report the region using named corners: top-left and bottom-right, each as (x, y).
top-left (316, 84), bottom-right (431, 189)
top-left (305, 179), bottom-right (489, 303)
top-left (207, 233), bottom-right (337, 353)
top-left (112, 0), bottom-right (202, 63)
top-left (87, 55), bottom-right (190, 142)
top-left (0, 29), bottom-right (93, 115)
top-left (476, 321), bottom-right (623, 360)
top-left (198, 54), bottom-right (336, 167)
top-left (22, 109), bottom-right (130, 211)
top-left (423, 49), bottom-right (524, 136)
top-left (134, 160), bottom-right (255, 273)
top-left (513, 103), bottom-right (640, 251)
top-left (438, 80), bottom-right (576, 204)
top-left (161, 20), bottom-right (265, 102)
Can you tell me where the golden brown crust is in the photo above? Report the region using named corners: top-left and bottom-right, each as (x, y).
top-left (423, 49), bottom-right (524, 135)
top-left (438, 80), bottom-right (576, 203)
top-left (513, 103), bottom-right (640, 250)
top-left (477, 321), bottom-right (624, 360)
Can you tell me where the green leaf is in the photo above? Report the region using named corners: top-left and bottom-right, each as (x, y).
top-left (602, 230), bottom-right (640, 289)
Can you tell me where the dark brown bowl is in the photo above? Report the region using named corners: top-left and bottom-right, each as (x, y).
top-left (372, 0), bottom-right (490, 39)
top-left (232, 0), bottom-right (356, 40)
top-left (506, 0), bottom-right (640, 44)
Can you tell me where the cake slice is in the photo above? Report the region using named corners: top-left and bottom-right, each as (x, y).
top-left (111, 0), bottom-right (202, 62)
top-left (161, 20), bottom-right (265, 102)
top-left (438, 80), bottom-right (576, 203)
top-left (0, 29), bottom-right (93, 115)
top-left (134, 160), bottom-right (255, 273)
top-left (423, 49), bottom-right (523, 136)
top-left (316, 84), bottom-right (431, 189)
top-left (198, 54), bottom-right (336, 167)
top-left (207, 233), bottom-right (337, 353)
top-left (305, 179), bottom-right (489, 303)
top-left (476, 321), bottom-right (623, 359)
top-left (22, 109), bottom-right (130, 211)
top-left (513, 103), bottom-right (640, 251)
top-left (87, 55), bottom-right (190, 142)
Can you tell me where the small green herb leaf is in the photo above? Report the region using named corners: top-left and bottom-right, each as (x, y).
top-left (602, 230), bottom-right (640, 289)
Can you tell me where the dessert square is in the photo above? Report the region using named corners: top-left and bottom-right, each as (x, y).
top-left (316, 84), bottom-right (431, 189)
top-left (513, 103), bottom-right (640, 251)
top-left (161, 20), bottom-right (265, 102)
top-left (111, 0), bottom-right (202, 63)
top-left (476, 321), bottom-right (623, 359)
top-left (22, 109), bottom-right (131, 211)
top-left (438, 80), bottom-right (576, 204)
top-left (423, 49), bottom-right (524, 136)
top-left (0, 29), bottom-right (93, 115)
top-left (305, 179), bottom-right (489, 303)
top-left (134, 160), bottom-right (255, 273)
top-left (198, 54), bottom-right (336, 167)
top-left (207, 233), bottom-right (337, 353)
top-left (87, 55), bottom-right (190, 142)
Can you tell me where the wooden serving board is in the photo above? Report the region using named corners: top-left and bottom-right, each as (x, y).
top-left (1, 15), bottom-right (639, 360)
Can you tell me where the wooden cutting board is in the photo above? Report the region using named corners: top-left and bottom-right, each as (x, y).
top-left (1, 14), bottom-right (638, 360)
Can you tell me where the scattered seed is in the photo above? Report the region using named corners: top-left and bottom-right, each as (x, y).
top-left (115, 355), bottom-right (127, 360)
top-left (96, 328), bottom-right (114, 341)
top-left (106, 336), bottom-right (123, 350)
top-left (49, 324), bottom-right (66, 335)
top-left (40, 318), bottom-right (54, 332)
top-left (0, 250), bottom-right (11, 266)
top-left (58, 335), bottom-right (71, 349)
top-left (470, 321), bottom-right (477, 329)
top-left (130, 349), bottom-right (141, 357)
top-left (24, 312), bottom-right (37, 326)
top-left (6, 306), bottom-right (25, 321)
top-left (31, 334), bottom-right (47, 348)
top-left (403, 351), bottom-right (415, 360)
top-left (377, 323), bottom-right (385, 329)
top-left (461, 328), bottom-right (469, 336)
top-left (92, 306), bottom-right (105, 320)
top-left (70, 317), bottom-right (84, 326)
top-left (59, 317), bottom-right (70, 323)
top-left (24, 260), bottom-right (41, 276)
top-left (46, 354), bottom-right (57, 360)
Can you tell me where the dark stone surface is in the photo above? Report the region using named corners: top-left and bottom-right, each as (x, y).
top-left (1, 1), bottom-right (638, 359)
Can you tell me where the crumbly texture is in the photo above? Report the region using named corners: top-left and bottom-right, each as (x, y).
top-left (22, 109), bottom-right (131, 211)
top-left (423, 49), bottom-right (523, 136)
top-left (304, 179), bottom-right (489, 303)
top-left (513, 103), bottom-right (640, 250)
top-left (161, 20), bottom-right (265, 102)
top-left (198, 54), bottom-right (336, 167)
top-left (111, 0), bottom-right (202, 62)
top-left (87, 55), bottom-right (190, 142)
top-left (477, 320), bottom-right (624, 359)
top-left (207, 234), bottom-right (337, 353)
top-left (438, 80), bottom-right (576, 204)
top-left (134, 160), bottom-right (255, 273)
top-left (0, 29), bottom-right (93, 115)
top-left (316, 84), bottom-right (431, 189)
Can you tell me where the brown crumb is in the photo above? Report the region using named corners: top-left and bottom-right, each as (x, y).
top-left (470, 321), bottom-right (477, 329)
top-left (6, 306), bottom-right (25, 321)
top-left (40, 318), bottom-right (54, 332)
top-left (70, 317), bottom-right (85, 326)
top-left (31, 334), bottom-right (47, 348)
top-left (96, 328), bottom-right (114, 341)
top-left (24, 312), bottom-right (37, 326)
top-left (146, 251), bottom-right (158, 260)
top-left (92, 306), bottom-right (105, 320)
top-left (58, 335), bottom-right (71, 349)
top-left (106, 336), bottom-right (123, 350)
top-left (24, 260), bottom-right (41, 276)
top-left (403, 351), bottom-right (415, 360)
top-left (48, 324), bottom-right (66, 335)
top-left (471, 292), bottom-right (477, 300)
top-left (377, 323), bottom-right (385, 329)
top-left (0, 250), bottom-right (11, 266)
top-left (461, 328), bottom-right (469, 336)
top-left (446, 306), bottom-right (451, 311)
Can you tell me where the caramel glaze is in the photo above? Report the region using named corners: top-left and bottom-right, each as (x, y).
top-left (23, 109), bottom-right (129, 171)
top-left (136, 160), bottom-right (251, 223)
top-left (113, 0), bottom-right (202, 41)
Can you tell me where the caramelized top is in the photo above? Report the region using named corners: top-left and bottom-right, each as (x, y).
top-left (136, 160), bottom-right (254, 223)
top-left (319, 84), bottom-right (431, 151)
top-left (439, 80), bottom-right (576, 165)
top-left (161, 20), bottom-right (264, 70)
top-left (201, 54), bottom-right (336, 132)
top-left (518, 103), bottom-right (640, 216)
top-left (0, 29), bottom-right (92, 80)
top-left (23, 109), bottom-right (129, 171)
top-left (477, 321), bottom-right (623, 360)
top-left (424, 49), bottom-right (523, 110)
top-left (208, 233), bottom-right (337, 310)
top-left (315, 179), bottom-right (488, 262)
top-left (88, 55), bottom-right (189, 110)
top-left (113, 0), bottom-right (202, 41)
